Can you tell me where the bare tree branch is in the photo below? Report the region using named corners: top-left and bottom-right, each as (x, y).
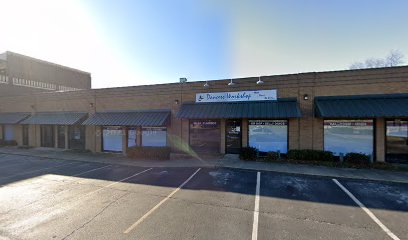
top-left (349, 50), bottom-right (405, 69)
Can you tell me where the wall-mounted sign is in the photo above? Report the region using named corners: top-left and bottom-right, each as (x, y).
top-left (249, 120), bottom-right (287, 126)
top-left (196, 89), bottom-right (277, 103)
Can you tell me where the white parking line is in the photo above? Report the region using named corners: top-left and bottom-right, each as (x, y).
top-left (71, 165), bottom-right (111, 177)
top-left (84, 167), bottom-right (153, 197)
top-left (124, 168), bottom-right (202, 234)
top-left (252, 171), bottom-right (261, 240)
top-left (0, 162), bottom-right (77, 180)
top-left (332, 179), bottom-right (400, 240)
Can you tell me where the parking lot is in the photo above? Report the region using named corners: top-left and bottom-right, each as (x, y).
top-left (0, 153), bottom-right (407, 240)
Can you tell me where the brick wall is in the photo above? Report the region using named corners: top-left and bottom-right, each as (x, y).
top-left (0, 66), bottom-right (407, 160)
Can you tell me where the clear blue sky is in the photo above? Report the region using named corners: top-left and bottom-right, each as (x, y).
top-left (1, 0), bottom-right (407, 88)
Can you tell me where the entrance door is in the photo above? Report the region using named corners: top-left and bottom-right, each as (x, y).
top-left (69, 125), bottom-right (86, 150)
top-left (22, 125), bottom-right (29, 146)
top-left (41, 125), bottom-right (55, 148)
top-left (226, 119), bottom-right (242, 154)
top-left (57, 126), bottom-right (66, 149)
top-left (386, 120), bottom-right (408, 163)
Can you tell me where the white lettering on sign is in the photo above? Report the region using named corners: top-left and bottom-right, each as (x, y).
top-left (196, 90), bottom-right (277, 103)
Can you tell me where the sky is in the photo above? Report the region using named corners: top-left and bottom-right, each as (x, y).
top-left (0, 0), bottom-right (407, 88)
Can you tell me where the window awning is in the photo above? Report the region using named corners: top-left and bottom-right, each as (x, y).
top-left (20, 112), bottom-right (88, 125)
top-left (0, 113), bottom-right (30, 124)
top-left (315, 93), bottom-right (408, 118)
top-left (176, 99), bottom-right (301, 119)
top-left (82, 110), bottom-right (171, 127)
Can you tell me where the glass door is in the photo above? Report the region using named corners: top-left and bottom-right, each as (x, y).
top-left (57, 126), bottom-right (66, 149)
top-left (386, 120), bottom-right (408, 163)
top-left (226, 119), bottom-right (242, 154)
top-left (41, 125), bottom-right (55, 148)
top-left (69, 125), bottom-right (85, 150)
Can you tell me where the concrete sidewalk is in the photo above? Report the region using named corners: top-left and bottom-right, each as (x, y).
top-left (219, 154), bottom-right (408, 184)
top-left (1, 146), bottom-right (407, 184)
top-left (0, 147), bottom-right (218, 168)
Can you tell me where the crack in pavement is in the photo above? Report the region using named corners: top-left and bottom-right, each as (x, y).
top-left (261, 211), bottom-right (378, 230)
top-left (60, 191), bottom-right (130, 240)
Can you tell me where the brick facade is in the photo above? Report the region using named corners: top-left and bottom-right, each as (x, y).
top-left (1, 66), bottom-right (408, 161)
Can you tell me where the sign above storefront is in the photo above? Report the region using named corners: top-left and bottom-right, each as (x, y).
top-left (196, 89), bottom-right (277, 103)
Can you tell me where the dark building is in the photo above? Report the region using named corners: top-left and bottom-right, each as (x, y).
top-left (0, 51), bottom-right (91, 97)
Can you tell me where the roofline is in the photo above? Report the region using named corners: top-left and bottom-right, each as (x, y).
top-left (33, 111), bottom-right (88, 114)
top-left (315, 93), bottom-right (408, 101)
top-left (95, 109), bottom-right (171, 113)
top-left (1, 62), bottom-right (407, 99)
top-left (3, 51), bottom-right (91, 75)
top-left (88, 65), bottom-right (408, 91)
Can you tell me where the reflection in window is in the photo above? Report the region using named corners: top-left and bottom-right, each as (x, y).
top-left (324, 120), bottom-right (373, 156)
top-left (69, 125), bottom-right (85, 150)
top-left (189, 120), bottom-right (220, 152)
top-left (249, 120), bottom-right (288, 153)
top-left (386, 120), bottom-right (408, 163)
top-left (102, 127), bottom-right (123, 152)
top-left (142, 127), bottom-right (167, 147)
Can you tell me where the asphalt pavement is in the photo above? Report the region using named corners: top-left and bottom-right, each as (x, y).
top-left (0, 153), bottom-right (407, 240)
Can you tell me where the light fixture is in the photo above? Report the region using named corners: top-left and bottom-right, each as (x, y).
top-left (256, 76), bottom-right (264, 84)
top-left (174, 99), bottom-right (179, 105)
top-left (228, 79), bottom-right (236, 86)
top-left (89, 103), bottom-right (94, 108)
top-left (303, 94), bottom-right (309, 100)
top-left (203, 81), bottom-right (209, 88)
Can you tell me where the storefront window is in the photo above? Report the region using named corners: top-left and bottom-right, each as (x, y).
top-left (102, 127), bottom-right (123, 152)
top-left (324, 120), bottom-right (373, 156)
top-left (142, 127), bottom-right (167, 147)
top-left (3, 124), bottom-right (15, 141)
top-left (249, 120), bottom-right (288, 153)
top-left (190, 120), bottom-right (220, 152)
top-left (386, 120), bottom-right (408, 163)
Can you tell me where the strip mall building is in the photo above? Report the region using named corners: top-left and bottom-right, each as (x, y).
top-left (0, 65), bottom-right (407, 163)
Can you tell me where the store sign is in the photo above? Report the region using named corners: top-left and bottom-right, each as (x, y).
top-left (324, 120), bottom-right (373, 127)
top-left (196, 89), bottom-right (277, 103)
top-left (249, 120), bottom-right (287, 126)
top-left (190, 120), bottom-right (219, 129)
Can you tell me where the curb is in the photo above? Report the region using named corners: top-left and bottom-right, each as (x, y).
top-left (215, 163), bottom-right (408, 185)
top-left (1, 151), bottom-right (407, 185)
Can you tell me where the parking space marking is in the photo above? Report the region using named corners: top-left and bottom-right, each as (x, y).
top-left (71, 165), bottom-right (111, 177)
top-left (124, 168), bottom-right (202, 234)
top-left (83, 167), bottom-right (153, 197)
top-left (332, 179), bottom-right (400, 240)
top-left (0, 162), bottom-right (77, 180)
top-left (252, 171), bottom-right (261, 240)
